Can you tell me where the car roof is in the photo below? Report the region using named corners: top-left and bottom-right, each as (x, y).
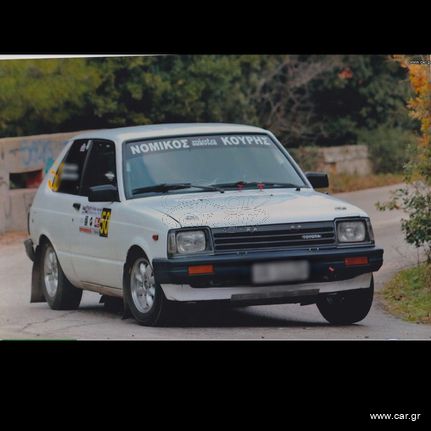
top-left (72, 123), bottom-right (269, 143)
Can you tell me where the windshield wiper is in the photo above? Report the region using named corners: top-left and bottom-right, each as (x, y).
top-left (211, 181), bottom-right (304, 190)
top-left (132, 183), bottom-right (224, 195)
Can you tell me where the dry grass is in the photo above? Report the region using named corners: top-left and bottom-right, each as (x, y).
top-left (326, 173), bottom-right (404, 194)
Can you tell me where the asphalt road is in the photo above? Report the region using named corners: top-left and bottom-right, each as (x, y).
top-left (0, 184), bottom-right (430, 339)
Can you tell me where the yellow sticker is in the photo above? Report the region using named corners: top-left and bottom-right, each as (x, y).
top-left (99, 208), bottom-right (112, 237)
top-left (48, 162), bottom-right (64, 192)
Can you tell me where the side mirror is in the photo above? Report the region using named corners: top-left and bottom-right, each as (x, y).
top-left (305, 172), bottom-right (329, 189)
top-left (88, 184), bottom-right (119, 202)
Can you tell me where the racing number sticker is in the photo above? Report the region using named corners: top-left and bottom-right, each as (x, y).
top-left (99, 208), bottom-right (111, 237)
top-left (79, 206), bottom-right (112, 237)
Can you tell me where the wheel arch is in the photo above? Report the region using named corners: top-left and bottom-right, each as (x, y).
top-left (38, 234), bottom-right (50, 247)
top-left (121, 244), bottom-right (150, 320)
top-left (31, 234), bottom-right (71, 304)
top-left (125, 244), bottom-right (148, 262)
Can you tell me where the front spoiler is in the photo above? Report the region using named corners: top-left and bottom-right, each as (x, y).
top-left (153, 246), bottom-right (383, 287)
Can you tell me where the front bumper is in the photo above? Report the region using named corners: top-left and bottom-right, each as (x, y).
top-left (152, 246), bottom-right (383, 288)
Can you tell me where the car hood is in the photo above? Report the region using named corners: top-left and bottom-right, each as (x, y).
top-left (128, 189), bottom-right (367, 228)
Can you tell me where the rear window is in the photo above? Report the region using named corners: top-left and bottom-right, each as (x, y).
top-left (50, 140), bottom-right (90, 195)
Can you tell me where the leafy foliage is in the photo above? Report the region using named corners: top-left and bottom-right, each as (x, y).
top-left (288, 146), bottom-right (321, 172)
top-left (357, 125), bottom-right (417, 174)
top-left (378, 55), bottom-right (431, 259)
top-left (268, 55), bottom-right (416, 148)
top-left (75, 55), bottom-right (261, 129)
top-left (0, 55), bottom-right (418, 175)
top-left (0, 59), bottom-right (101, 136)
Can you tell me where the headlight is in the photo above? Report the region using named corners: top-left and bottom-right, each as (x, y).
top-left (168, 229), bottom-right (212, 255)
top-left (337, 220), bottom-right (367, 243)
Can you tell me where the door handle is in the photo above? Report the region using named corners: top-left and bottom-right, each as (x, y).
top-left (73, 203), bottom-right (81, 211)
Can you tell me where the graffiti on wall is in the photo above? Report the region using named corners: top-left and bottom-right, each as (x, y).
top-left (7, 139), bottom-right (68, 173)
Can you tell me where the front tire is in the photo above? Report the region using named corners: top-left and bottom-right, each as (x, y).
top-left (40, 241), bottom-right (82, 310)
top-left (316, 277), bottom-right (374, 325)
top-left (123, 251), bottom-right (174, 326)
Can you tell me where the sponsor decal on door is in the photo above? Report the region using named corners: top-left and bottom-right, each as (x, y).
top-left (79, 205), bottom-right (111, 237)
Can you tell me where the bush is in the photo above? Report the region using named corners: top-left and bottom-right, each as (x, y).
top-left (357, 126), bottom-right (417, 174)
top-left (288, 146), bottom-right (320, 172)
top-left (379, 182), bottom-right (431, 260)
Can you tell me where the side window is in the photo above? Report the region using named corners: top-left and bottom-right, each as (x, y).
top-left (80, 140), bottom-right (117, 196)
top-left (53, 140), bottom-right (91, 195)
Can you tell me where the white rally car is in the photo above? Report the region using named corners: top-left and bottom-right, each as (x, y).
top-left (24, 123), bottom-right (383, 326)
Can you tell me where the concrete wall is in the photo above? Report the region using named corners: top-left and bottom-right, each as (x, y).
top-left (0, 131), bottom-right (82, 234)
top-left (3, 189), bottom-right (37, 232)
top-left (318, 145), bottom-right (372, 175)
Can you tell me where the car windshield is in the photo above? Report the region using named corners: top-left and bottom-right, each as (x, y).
top-left (123, 134), bottom-right (307, 198)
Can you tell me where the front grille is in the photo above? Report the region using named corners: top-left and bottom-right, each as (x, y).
top-left (212, 221), bottom-right (335, 253)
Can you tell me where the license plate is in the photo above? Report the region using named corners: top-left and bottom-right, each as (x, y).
top-left (252, 260), bottom-right (310, 284)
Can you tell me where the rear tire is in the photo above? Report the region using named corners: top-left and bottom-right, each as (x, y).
top-left (40, 241), bottom-right (82, 310)
top-left (123, 250), bottom-right (175, 326)
top-left (316, 276), bottom-right (374, 325)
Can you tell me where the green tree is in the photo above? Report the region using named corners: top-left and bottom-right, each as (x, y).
top-left (293, 55), bottom-right (415, 148)
top-left (81, 55), bottom-right (261, 128)
top-left (0, 59), bottom-right (101, 137)
top-left (246, 55), bottom-right (416, 157)
top-left (357, 125), bottom-right (417, 173)
top-left (0, 54), bottom-right (417, 174)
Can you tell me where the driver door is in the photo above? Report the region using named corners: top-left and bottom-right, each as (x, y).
top-left (70, 139), bottom-right (123, 289)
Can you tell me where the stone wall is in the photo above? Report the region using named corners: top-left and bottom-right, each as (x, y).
top-left (318, 145), bottom-right (372, 175)
top-left (288, 144), bottom-right (372, 176)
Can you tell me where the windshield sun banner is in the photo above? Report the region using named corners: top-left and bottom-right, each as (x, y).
top-left (126, 134), bottom-right (274, 157)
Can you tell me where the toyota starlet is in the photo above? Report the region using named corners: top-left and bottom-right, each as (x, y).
top-left (24, 123), bottom-right (383, 326)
